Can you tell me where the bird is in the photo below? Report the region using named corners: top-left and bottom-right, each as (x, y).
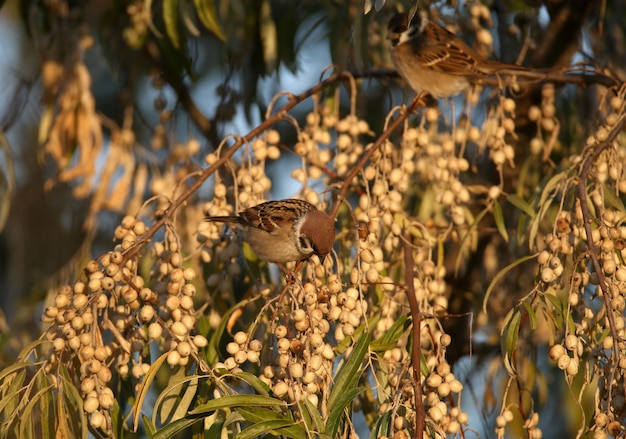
top-left (387, 10), bottom-right (553, 98)
top-left (206, 199), bottom-right (335, 265)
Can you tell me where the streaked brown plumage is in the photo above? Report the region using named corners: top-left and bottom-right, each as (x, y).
top-left (387, 11), bottom-right (550, 97)
top-left (206, 199), bottom-right (335, 264)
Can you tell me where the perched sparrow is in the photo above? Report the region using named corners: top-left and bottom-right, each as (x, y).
top-left (387, 11), bottom-right (546, 98)
top-left (206, 199), bottom-right (335, 264)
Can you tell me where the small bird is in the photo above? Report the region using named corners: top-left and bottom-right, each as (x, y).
top-left (206, 199), bottom-right (335, 264)
top-left (387, 11), bottom-right (549, 98)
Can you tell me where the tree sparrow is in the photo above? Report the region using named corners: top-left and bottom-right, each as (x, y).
top-left (387, 11), bottom-right (548, 98)
top-left (206, 199), bottom-right (335, 264)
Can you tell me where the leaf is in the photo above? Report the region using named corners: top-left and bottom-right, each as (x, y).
top-left (152, 415), bottom-right (204, 439)
top-left (163, 0), bottom-right (180, 48)
top-left (483, 253), bottom-right (538, 315)
top-left (236, 407), bottom-right (307, 439)
top-left (259, 0), bottom-right (277, 73)
top-left (190, 394), bottom-right (286, 415)
top-left (171, 376), bottom-right (198, 421)
top-left (19, 383), bottom-right (55, 438)
top-left (232, 371), bottom-right (271, 396)
top-left (325, 332), bottom-right (369, 437)
top-left (205, 413), bottom-right (225, 438)
top-left (302, 398), bottom-right (325, 434)
top-left (506, 193), bottom-right (535, 217)
top-left (370, 409), bottom-right (392, 438)
top-left (0, 131), bottom-right (14, 231)
top-left (237, 420), bottom-right (304, 439)
top-left (521, 300), bottom-right (537, 330)
top-left (57, 363), bottom-right (88, 439)
top-left (527, 171), bottom-right (567, 248)
top-left (603, 183), bottom-right (626, 212)
top-left (325, 387), bottom-right (366, 437)
top-left (193, 0), bottom-right (225, 41)
top-left (542, 292), bottom-right (566, 330)
top-left (156, 366), bottom-right (188, 424)
top-left (143, 414), bottom-right (157, 438)
top-left (179, 0), bottom-right (200, 37)
top-left (501, 309), bottom-right (521, 376)
top-left (0, 369), bottom-right (25, 418)
top-left (132, 352), bottom-right (168, 431)
top-left (370, 313), bottom-right (409, 352)
top-left (493, 201), bottom-right (509, 242)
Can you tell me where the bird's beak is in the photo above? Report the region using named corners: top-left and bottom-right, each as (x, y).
top-left (318, 254), bottom-right (326, 264)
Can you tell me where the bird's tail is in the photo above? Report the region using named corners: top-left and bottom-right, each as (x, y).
top-left (480, 62), bottom-right (617, 89)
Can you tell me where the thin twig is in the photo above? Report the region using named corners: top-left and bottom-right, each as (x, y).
top-left (403, 230), bottom-right (425, 437)
top-left (331, 95), bottom-right (424, 218)
top-left (121, 71), bottom-right (356, 263)
top-left (576, 114), bottom-right (625, 402)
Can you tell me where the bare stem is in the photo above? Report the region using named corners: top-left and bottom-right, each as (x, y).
top-left (122, 71), bottom-right (358, 263)
top-left (403, 230), bottom-right (425, 437)
top-left (576, 114), bottom-right (625, 400)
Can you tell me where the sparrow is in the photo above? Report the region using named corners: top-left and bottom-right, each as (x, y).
top-left (206, 199), bottom-right (335, 264)
top-left (387, 11), bottom-right (549, 98)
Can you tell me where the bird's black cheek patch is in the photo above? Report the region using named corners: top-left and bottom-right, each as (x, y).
top-left (299, 236), bottom-right (314, 253)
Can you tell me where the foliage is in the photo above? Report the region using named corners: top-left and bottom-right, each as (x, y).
top-left (1, 0), bottom-right (626, 438)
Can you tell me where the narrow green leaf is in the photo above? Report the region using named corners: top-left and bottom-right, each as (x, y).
top-left (302, 398), bottom-right (325, 434)
top-left (0, 362), bottom-right (37, 382)
top-left (0, 369), bottom-right (26, 415)
top-left (173, 376), bottom-right (198, 420)
top-left (156, 366), bottom-right (195, 424)
top-left (205, 414), bottom-right (225, 439)
top-left (603, 183), bottom-right (626, 211)
top-left (521, 301), bottom-right (538, 330)
top-left (143, 414), bottom-right (157, 438)
top-left (163, 0), bottom-right (180, 48)
top-left (506, 193), bottom-right (535, 217)
top-left (259, 0), bottom-right (277, 72)
top-left (0, 131), bottom-right (14, 231)
top-left (483, 253), bottom-right (538, 315)
top-left (370, 314), bottom-right (408, 352)
top-left (493, 201), bottom-right (509, 242)
top-left (236, 405), bottom-right (313, 438)
top-left (327, 332), bottom-right (369, 410)
top-left (370, 410), bottom-right (392, 439)
top-left (152, 415), bottom-right (204, 439)
top-left (190, 394), bottom-right (286, 415)
top-left (325, 333), bottom-right (369, 436)
top-left (236, 406), bottom-right (285, 423)
top-left (110, 400), bottom-right (123, 439)
top-left (325, 387), bottom-right (366, 437)
top-left (179, 0), bottom-right (201, 37)
top-left (232, 371), bottom-right (271, 396)
top-left (19, 384), bottom-right (55, 438)
top-left (238, 420), bottom-right (304, 439)
top-left (528, 171), bottom-right (567, 248)
top-left (501, 309), bottom-right (521, 376)
top-left (193, 0), bottom-right (225, 41)
top-left (38, 372), bottom-right (54, 439)
top-left (132, 352), bottom-right (168, 431)
top-left (57, 363), bottom-right (88, 439)
top-left (542, 292), bottom-right (565, 329)
top-left (455, 205), bottom-right (488, 274)
top-left (56, 388), bottom-right (73, 439)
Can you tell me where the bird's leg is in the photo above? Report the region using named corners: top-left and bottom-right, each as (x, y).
top-left (274, 260), bottom-right (305, 285)
top-left (408, 92), bottom-right (428, 112)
